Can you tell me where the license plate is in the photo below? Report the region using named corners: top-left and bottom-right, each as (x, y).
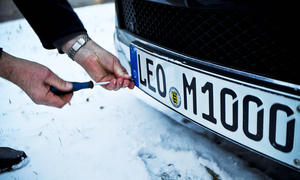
top-left (130, 43), bottom-right (300, 169)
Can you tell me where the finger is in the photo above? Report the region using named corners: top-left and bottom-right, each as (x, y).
top-left (114, 78), bottom-right (124, 91)
top-left (103, 79), bottom-right (117, 90)
top-left (128, 81), bottom-right (135, 89)
top-left (99, 73), bottom-right (118, 90)
top-left (44, 91), bottom-right (69, 108)
top-left (113, 57), bottom-right (131, 79)
top-left (120, 74), bottom-right (131, 80)
top-left (46, 73), bottom-right (73, 92)
top-left (123, 79), bottom-right (130, 88)
top-left (52, 94), bottom-right (73, 108)
top-left (60, 93), bottom-right (73, 104)
top-left (118, 70), bottom-right (131, 79)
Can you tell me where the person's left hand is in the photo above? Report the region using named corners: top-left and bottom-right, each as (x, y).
top-left (62, 35), bottom-right (134, 91)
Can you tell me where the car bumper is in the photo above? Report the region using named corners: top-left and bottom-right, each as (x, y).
top-left (114, 24), bottom-right (300, 171)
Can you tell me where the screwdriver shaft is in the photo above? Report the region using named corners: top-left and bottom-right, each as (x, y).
top-left (94, 81), bottom-right (110, 86)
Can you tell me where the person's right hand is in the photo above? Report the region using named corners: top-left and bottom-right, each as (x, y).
top-left (0, 52), bottom-right (73, 108)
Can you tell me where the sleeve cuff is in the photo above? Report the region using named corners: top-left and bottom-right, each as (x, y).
top-left (53, 31), bottom-right (87, 54)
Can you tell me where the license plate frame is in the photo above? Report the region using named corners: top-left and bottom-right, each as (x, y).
top-left (130, 42), bottom-right (300, 170)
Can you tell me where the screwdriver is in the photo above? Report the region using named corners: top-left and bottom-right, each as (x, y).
top-left (50, 81), bottom-right (110, 95)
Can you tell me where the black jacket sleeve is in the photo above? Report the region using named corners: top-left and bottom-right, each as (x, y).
top-left (13, 0), bottom-right (87, 50)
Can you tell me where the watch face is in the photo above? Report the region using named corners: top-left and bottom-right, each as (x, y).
top-left (68, 36), bottom-right (89, 59)
top-left (73, 38), bottom-right (85, 51)
top-left (73, 42), bottom-right (81, 51)
top-left (78, 38), bottom-right (85, 45)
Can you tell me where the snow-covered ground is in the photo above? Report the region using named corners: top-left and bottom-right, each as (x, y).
top-left (0, 3), bottom-right (271, 180)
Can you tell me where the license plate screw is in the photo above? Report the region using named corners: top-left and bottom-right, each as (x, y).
top-left (297, 105), bottom-right (300, 112)
top-left (294, 159), bottom-right (300, 166)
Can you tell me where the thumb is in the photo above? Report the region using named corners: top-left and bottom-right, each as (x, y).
top-left (113, 58), bottom-right (131, 79)
top-left (46, 73), bottom-right (73, 92)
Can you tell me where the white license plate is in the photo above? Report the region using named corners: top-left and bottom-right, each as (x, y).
top-left (130, 43), bottom-right (300, 169)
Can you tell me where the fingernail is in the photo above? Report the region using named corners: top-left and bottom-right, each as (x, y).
top-left (125, 74), bottom-right (131, 79)
top-left (113, 80), bottom-right (117, 85)
top-left (66, 82), bottom-right (73, 89)
top-left (119, 81), bottom-right (122, 85)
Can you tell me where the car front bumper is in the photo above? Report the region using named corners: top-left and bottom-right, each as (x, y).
top-left (114, 24), bottom-right (300, 173)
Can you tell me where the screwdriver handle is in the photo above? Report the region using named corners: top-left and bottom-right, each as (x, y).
top-left (72, 81), bottom-right (94, 91)
top-left (50, 81), bottom-right (94, 95)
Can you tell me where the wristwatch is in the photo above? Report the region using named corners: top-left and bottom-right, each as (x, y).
top-left (67, 34), bottom-right (91, 60)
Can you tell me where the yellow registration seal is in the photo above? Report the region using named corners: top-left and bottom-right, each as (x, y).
top-left (169, 87), bottom-right (181, 108)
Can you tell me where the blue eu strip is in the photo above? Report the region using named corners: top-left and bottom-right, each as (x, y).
top-left (130, 45), bottom-right (139, 87)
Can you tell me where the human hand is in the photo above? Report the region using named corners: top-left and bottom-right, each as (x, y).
top-left (62, 35), bottom-right (134, 90)
top-left (1, 54), bottom-right (73, 108)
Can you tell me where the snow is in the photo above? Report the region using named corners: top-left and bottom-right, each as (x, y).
top-left (0, 3), bottom-right (271, 180)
